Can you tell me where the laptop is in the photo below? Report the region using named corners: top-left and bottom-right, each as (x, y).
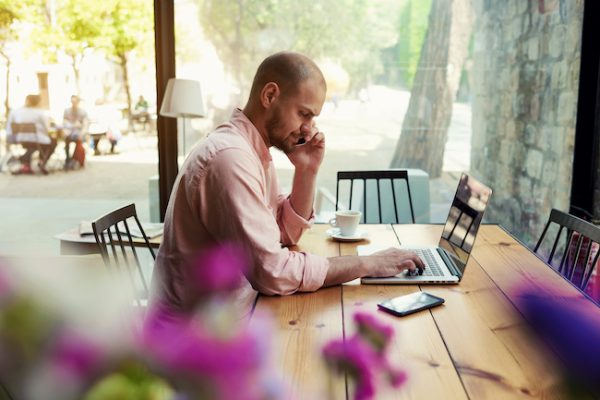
top-left (360, 173), bottom-right (492, 284)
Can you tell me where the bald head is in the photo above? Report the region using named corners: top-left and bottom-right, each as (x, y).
top-left (248, 52), bottom-right (326, 102)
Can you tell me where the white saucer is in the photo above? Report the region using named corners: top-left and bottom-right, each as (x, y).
top-left (326, 228), bottom-right (368, 242)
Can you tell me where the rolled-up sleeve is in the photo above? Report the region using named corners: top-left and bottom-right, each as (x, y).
top-left (193, 147), bottom-right (328, 295)
top-left (277, 194), bottom-right (314, 246)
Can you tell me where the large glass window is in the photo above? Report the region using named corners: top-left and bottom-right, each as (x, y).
top-left (175, 0), bottom-right (583, 246)
top-left (0, 1), bottom-right (157, 255)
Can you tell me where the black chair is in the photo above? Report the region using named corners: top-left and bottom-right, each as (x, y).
top-left (92, 204), bottom-right (156, 307)
top-left (335, 170), bottom-right (415, 224)
top-left (534, 209), bottom-right (600, 291)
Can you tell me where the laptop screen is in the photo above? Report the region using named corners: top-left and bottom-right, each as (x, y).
top-left (438, 173), bottom-right (492, 276)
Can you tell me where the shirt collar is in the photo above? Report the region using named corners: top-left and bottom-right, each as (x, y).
top-left (230, 108), bottom-right (272, 163)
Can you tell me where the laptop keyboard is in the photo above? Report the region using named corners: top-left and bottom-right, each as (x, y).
top-left (412, 248), bottom-right (444, 277)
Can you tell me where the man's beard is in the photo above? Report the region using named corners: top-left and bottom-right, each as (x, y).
top-left (266, 106), bottom-right (294, 154)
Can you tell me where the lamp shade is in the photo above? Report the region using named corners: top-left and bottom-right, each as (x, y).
top-left (159, 78), bottom-right (205, 118)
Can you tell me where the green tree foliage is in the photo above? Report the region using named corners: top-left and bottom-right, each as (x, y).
top-left (28, 0), bottom-right (151, 115)
top-left (198, 0), bottom-right (401, 101)
top-left (98, 0), bottom-right (153, 116)
top-left (0, 2), bottom-right (17, 44)
top-left (0, 0), bottom-right (38, 118)
top-left (33, 0), bottom-right (107, 92)
top-left (0, 1), bottom-right (19, 118)
top-left (396, 0), bottom-right (432, 89)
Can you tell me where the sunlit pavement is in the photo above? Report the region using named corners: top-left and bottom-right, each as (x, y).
top-left (0, 87), bottom-right (471, 256)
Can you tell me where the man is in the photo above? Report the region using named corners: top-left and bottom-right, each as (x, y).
top-left (132, 95), bottom-right (151, 131)
top-left (62, 94), bottom-right (89, 169)
top-left (152, 52), bottom-right (424, 312)
top-left (6, 94), bottom-right (56, 175)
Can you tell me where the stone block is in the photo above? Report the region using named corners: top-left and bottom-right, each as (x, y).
top-left (540, 154), bottom-right (558, 182)
top-left (557, 91), bottom-right (576, 123)
top-left (529, 95), bottom-right (540, 121)
top-left (502, 94), bottom-right (512, 117)
top-left (524, 124), bottom-right (537, 145)
top-left (511, 17), bottom-right (522, 41)
top-left (512, 93), bottom-right (526, 118)
top-left (525, 149), bottom-right (544, 179)
top-left (545, 126), bottom-right (563, 153)
top-left (519, 176), bottom-right (532, 197)
top-left (540, 0), bottom-right (559, 14)
top-left (517, 0), bottom-right (528, 14)
top-left (507, 0), bottom-right (518, 19)
top-left (500, 139), bottom-right (514, 164)
top-left (569, 57), bottom-right (581, 89)
top-left (540, 94), bottom-right (556, 124)
top-left (505, 120), bottom-right (516, 139)
top-left (528, 37), bottom-right (539, 60)
top-left (515, 141), bottom-right (527, 165)
top-left (548, 26), bottom-right (566, 58)
top-left (567, 24), bottom-right (583, 51)
top-left (510, 68), bottom-right (519, 91)
top-left (551, 62), bottom-right (567, 90)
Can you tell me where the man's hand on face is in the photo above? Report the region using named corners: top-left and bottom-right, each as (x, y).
top-left (286, 123), bottom-right (325, 174)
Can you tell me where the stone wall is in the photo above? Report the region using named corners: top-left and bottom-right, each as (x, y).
top-left (470, 0), bottom-right (583, 244)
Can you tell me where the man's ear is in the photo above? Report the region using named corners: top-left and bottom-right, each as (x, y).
top-left (260, 82), bottom-right (280, 108)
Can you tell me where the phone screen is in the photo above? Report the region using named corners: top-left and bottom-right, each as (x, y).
top-left (378, 292), bottom-right (445, 317)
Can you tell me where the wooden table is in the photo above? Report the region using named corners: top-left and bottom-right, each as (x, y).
top-left (244, 224), bottom-right (599, 399)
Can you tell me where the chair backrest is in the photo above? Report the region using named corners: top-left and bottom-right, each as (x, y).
top-left (92, 203), bottom-right (156, 306)
top-left (11, 122), bottom-right (37, 134)
top-left (335, 170), bottom-right (415, 224)
top-left (534, 208), bottom-right (600, 291)
top-left (11, 122), bottom-right (40, 146)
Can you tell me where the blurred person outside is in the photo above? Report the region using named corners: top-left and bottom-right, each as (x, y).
top-left (88, 98), bottom-right (123, 155)
top-left (61, 94), bottom-right (89, 170)
top-left (131, 95), bottom-right (151, 132)
top-left (5, 94), bottom-right (56, 175)
top-left (132, 95), bottom-right (150, 122)
top-left (152, 52), bottom-right (425, 314)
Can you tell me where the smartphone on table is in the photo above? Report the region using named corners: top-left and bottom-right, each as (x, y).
top-left (378, 291), bottom-right (445, 317)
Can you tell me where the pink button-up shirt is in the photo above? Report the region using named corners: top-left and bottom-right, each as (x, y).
top-left (152, 109), bottom-right (329, 312)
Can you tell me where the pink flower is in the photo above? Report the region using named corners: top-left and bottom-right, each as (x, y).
top-left (323, 312), bottom-right (407, 399)
top-left (515, 283), bottom-right (600, 396)
top-left (353, 312), bottom-right (394, 354)
top-left (192, 243), bottom-right (249, 294)
top-left (382, 358), bottom-right (408, 388)
top-left (322, 336), bottom-right (378, 400)
top-left (49, 329), bottom-right (105, 380)
top-left (141, 306), bottom-right (280, 400)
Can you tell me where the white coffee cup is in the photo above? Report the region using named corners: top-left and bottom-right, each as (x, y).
top-left (329, 210), bottom-right (362, 236)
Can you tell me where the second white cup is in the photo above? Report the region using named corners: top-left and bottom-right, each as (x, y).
top-left (329, 210), bottom-right (362, 236)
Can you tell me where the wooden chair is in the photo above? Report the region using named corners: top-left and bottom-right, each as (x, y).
top-left (534, 208), bottom-right (600, 291)
top-left (335, 170), bottom-right (416, 224)
top-left (8, 122), bottom-right (57, 173)
top-left (92, 204), bottom-right (155, 307)
top-left (10, 122), bottom-right (41, 162)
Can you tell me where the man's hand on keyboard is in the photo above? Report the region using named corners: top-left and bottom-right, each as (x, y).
top-left (361, 248), bottom-right (425, 278)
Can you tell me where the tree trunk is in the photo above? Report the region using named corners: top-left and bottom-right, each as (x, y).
top-left (390, 0), bottom-right (473, 178)
top-left (119, 53), bottom-right (132, 127)
top-left (0, 51), bottom-right (10, 122)
top-left (70, 54), bottom-right (80, 94)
